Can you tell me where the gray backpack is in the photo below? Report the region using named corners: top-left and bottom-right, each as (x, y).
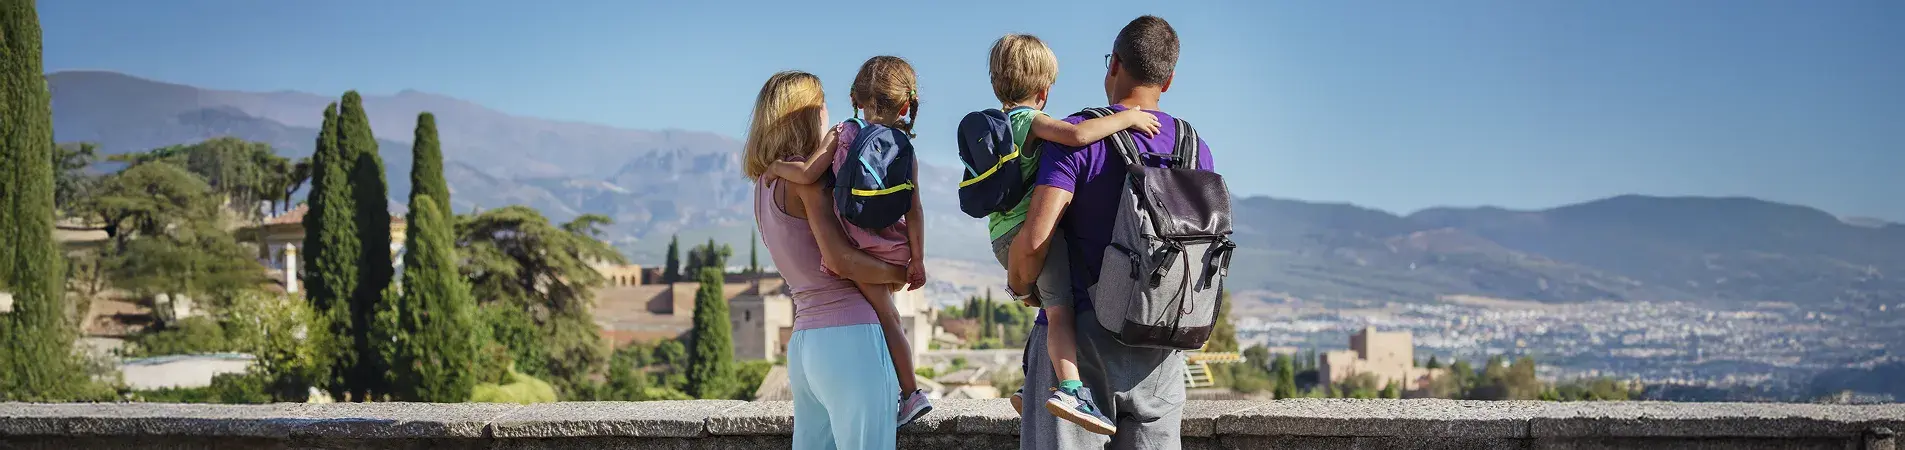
top-left (1079, 108), bottom-right (1236, 351)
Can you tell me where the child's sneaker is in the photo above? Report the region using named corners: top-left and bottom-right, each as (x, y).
top-left (1010, 388), bottom-right (1024, 415)
top-left (898, 389), bottom-right (933, 427)
top-left (1045, 386), bottom-right (1116, 435)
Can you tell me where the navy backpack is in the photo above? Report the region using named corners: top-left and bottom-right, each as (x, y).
top-left (954, 107), bottom-right (1039, 218)
top-left (834, 118), bottom-right (917, 229)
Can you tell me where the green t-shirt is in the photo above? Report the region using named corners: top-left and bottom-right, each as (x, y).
top-left (986, 108), bottom-right (1046, 241)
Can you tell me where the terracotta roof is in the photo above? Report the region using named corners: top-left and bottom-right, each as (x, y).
top-left (264, 205), bottom-right (309, 225)
top-left (264, 204), bottom-right (406, 226)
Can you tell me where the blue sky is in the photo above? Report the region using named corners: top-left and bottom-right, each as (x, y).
top-left (36, 0), bottom-right (1905, 221)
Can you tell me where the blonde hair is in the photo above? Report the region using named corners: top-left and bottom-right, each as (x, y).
top-left (742, 71), bottom-right (827, 181)
top-left (850, 56), bottom-right (921, 138)
top-left (989, 34), bottom-right (1060, 105)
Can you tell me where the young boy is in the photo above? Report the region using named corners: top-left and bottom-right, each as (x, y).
top-left (986, 34), bottom-right (1158, 436)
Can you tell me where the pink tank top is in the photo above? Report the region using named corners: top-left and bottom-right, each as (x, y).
top-left (753, 177), bottom-right (879, 331)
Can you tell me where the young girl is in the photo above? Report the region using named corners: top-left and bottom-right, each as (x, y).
top-left (764, 56), bottom-right (932, 426)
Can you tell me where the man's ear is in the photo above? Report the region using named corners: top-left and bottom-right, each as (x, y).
top-left (1162, 73), bottom-right (1175, 93)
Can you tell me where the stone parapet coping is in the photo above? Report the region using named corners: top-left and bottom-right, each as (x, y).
top-left (2, 399), bottom-right (1901, 447)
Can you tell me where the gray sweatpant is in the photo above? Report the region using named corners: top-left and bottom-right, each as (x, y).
top-left (1020, 317), bottom-right (1186, 449)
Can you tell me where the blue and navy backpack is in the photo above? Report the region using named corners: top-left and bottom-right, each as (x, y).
top-left (954, 107), bottom-right (1039, 218)
top-left (834, 118), bottom-right (917, 229)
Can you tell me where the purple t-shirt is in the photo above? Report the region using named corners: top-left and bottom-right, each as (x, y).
top-left (1035, 105), bottom-right (1214, 324)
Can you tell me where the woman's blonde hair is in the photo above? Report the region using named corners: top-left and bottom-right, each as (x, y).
top-left (849, 56), bottom-right (920, 138)
top-left (743, 71), bottom-right (827, 181)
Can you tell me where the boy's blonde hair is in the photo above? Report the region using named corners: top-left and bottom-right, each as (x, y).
top-left (989, 34), bottom-right (1059, 104)
top-left (743, 71), bottom-right (827, 181)
top-left (850, 55), bottom-right (921, 138)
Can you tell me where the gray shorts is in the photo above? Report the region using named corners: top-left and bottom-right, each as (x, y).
top-left (1021, 319), bottom-right (1187, 449)
top-left (990, 225), bottom-right (1074, 309)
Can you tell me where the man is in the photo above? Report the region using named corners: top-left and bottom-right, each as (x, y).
top-left (1007, 15), bottom-right (1214, 450)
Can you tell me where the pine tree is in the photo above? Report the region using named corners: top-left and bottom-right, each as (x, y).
top-left (338, 91), bottom-right (392, 399)
top-left (385, 194), bottom-right (478, 402)
top-left (1426, 356), bottom-right (1442, 370)
top-left (663, 235), bottom-right (681, 283)
top-left (685, 268), bottom-right (734, 399)
top-left (408, 112), bottom-right (450, 217)
top-left (0, 0), bottom-right (85, 400)
top-left (303, 103), bottom-right (357, 399)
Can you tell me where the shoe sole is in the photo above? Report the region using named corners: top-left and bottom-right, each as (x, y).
top-left (1044, 398), bottom-right (1117, 435)
top-left (1011, 394), bottom-right (1024, 415)
top-left (900, 404), bottom-right (933, 427)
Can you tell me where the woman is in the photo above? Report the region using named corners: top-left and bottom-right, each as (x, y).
top-left (745, 70), bottom-right (908, 450)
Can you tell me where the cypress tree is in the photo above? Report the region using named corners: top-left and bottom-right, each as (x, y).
top-left (663, 235), bottom-right (681, 283)
top-left (386, 194), bottom-right (478, 402)
top-left (303, 103), bottom-right (357, 399)
top-left (408, 112), bottom-right (450, 217)
top-left (0, 0), bottom-right (83, 400)
top-left (1207, 290), bottom-right (1239, 353)
top-left (1272, 355), bottom-right (1298, 399)
top-left (748, 233), bottom-right (759, 275)
top-left (338, 91), bottom-right (392, 399)
top-left (685, 268), bottom-right (734, 399)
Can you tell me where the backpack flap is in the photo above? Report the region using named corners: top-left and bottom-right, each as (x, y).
top-left (835, 123), bottom-right (916, 229)
top-left (955, 109), bottom-right (1026, 218)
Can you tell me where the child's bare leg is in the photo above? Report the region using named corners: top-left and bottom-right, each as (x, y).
top-left (1044, 305), bottom-right (1083, 386)
top-left (856, 281), bottom-right (918, 396)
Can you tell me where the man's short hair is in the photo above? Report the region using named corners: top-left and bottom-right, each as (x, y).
top-left (1112, 15), bottom-right (1179, 86)
top-left (990, 34), bottom-right (1060, 104)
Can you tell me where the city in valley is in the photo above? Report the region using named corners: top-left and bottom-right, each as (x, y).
top-left (1233, 293), bottom-right (1905, 401)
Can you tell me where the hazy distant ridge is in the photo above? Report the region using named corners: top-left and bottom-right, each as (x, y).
top-left (49, 71), bottom-right (1904, 307)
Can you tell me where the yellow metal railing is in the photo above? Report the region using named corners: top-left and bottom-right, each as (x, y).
top-left (1183, 351), bottom-right (1245, 388)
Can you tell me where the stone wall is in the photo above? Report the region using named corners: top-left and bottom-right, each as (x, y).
top-left (2, 399), bottom-right (1901, 449)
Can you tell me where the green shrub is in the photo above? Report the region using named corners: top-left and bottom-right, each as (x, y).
top-left (733, 360), bottom-right (774, 400)
top-left (470, 369), bottom-right (558, 404)
top-left (133, 372), bottom-right (270, 404)
top-left (127, 316), bottom-right (237, 357)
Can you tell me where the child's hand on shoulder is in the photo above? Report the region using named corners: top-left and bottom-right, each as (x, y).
top-left (1115, 107), bottom-right (1162, 137)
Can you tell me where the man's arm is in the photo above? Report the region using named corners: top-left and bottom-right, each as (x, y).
top-left (1008, 186), bottom-right (1071, 302)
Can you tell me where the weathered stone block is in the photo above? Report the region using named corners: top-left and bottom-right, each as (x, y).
top-left (1216, 399), bottom-right (1542, 438)
top-left (701, 401), bottom-right (791, 436)
top-left (488, 401), bottom-right (745, 438)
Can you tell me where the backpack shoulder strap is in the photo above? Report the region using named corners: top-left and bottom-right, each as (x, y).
top-left (1077, 108), bottom-right (1141, 166)
top-left (1172, 118), bottom-right (1200, 170)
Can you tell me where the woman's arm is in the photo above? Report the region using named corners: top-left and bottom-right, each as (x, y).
top-left (786, 182), bottom-right (905, 285)
top-left (1029, 108), bottom-right (1161, 147)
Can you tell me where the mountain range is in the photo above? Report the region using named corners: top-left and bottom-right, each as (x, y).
top-left (46, 71), bottom-right (1905, 308)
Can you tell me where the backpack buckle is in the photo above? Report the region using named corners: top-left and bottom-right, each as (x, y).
top-left (1149, 244), bottom-right (1184, 289)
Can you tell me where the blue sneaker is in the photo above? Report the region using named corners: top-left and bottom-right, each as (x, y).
top-left (1045, 386), bottom-right (1116, 435)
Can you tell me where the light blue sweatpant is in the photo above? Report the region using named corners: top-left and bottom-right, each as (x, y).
top-left (789, 323), bottom-right (899, 450)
